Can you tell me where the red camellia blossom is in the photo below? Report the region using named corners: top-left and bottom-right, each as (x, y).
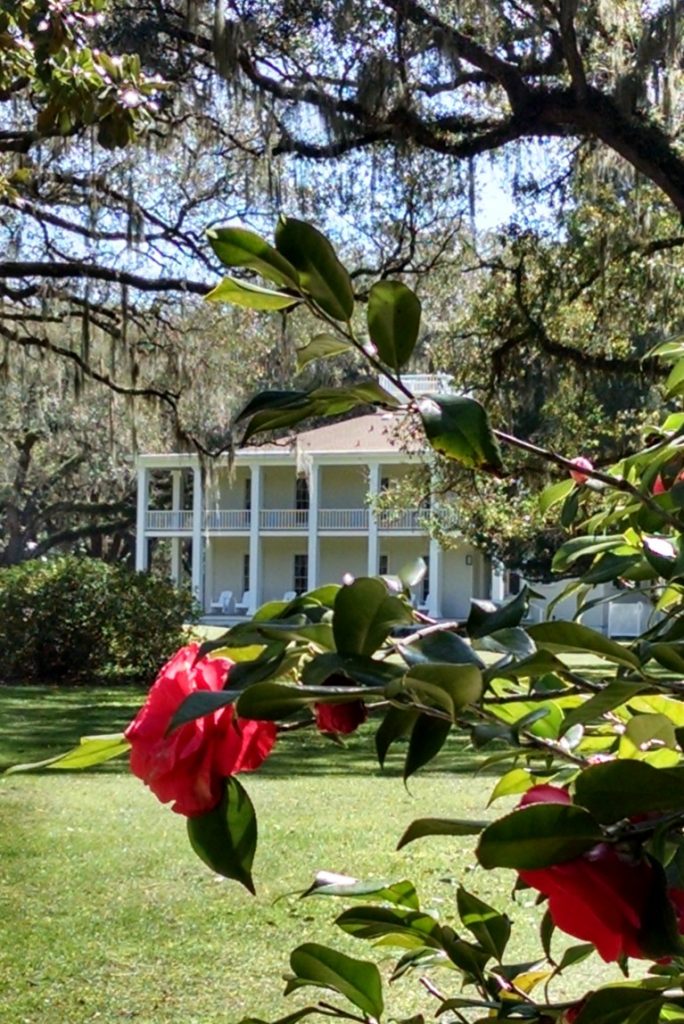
top-left (315, 700), bottom-right (367, 735)
top-left (517, 785), bottom-right (684, 962)
top-left (125, 643), bottom-right (277, 817)
top-left (569, 456), bottom-right (593, 484)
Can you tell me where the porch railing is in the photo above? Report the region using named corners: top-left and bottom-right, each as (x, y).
top-left (145, 506), bottom-right (446, 534)
top-left (204, 509), bottom-right (251, 531)
top-left (259, 509), bottom-right (309, 530)
top-left (376, 509), bottom-right (424, 531)
top-left (145, 510), bottom-right (193, 531)
top-left (318, 508), bottom-right (369, 531)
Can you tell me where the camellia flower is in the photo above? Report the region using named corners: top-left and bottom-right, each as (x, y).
top-left (517, 785), bottom-right (684, 962)
top-left (569, 456), bottom-right (593, 484)
top-left (315, 700), bottom-right (367, 735)
top-left (125, 643), bottom-right (276, 817)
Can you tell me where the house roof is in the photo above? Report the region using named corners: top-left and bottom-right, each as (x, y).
top-left (136, 412), bottom-right (414, 469)
top-left (294, 413), bottom-right (406, 454)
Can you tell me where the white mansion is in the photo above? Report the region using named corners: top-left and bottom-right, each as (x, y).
top-left (134, 376), bottom-right (492, 619)
top-left (134, 375), bottom-right (652, 636)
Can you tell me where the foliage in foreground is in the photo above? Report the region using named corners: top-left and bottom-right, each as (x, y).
top-left (0, 555), bottom-right (195, 682)
top-left (14, 218), bottom-right (684, 1024)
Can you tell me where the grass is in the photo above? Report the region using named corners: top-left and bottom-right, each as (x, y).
top-left (0, 677), bottom-right (624, 1024)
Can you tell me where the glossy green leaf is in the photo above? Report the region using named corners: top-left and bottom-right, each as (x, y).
top-left (205, 275), bottom-right (299, 309)
top-left (560, 488), bottom-right (580, 528)
top-left (404, 714), bottom-right (451, 780)
top-left (456, 887), bottom-right (511, 961)
top-left (168, 689), bottom-right (238, 732)
top-left (488, 768), bottom-right (534, 805)
top-left (236, 681), bottom-right (380, 721)
top-left (484, 649), bottom-right (566, 683)
top-left (467, 588), bottom-right (530, 639)
top-left (556, 943), bottom-right (595, 972)
top-left (403, 663), bottom-right (482, 718)
top-left (287, 943), bottom-right (383, 1019)
top-left (367, 280), bottom-right (421, 371)
top-left (187, 777), bottom-right (257, 891)
top-left (302, 651), bottom-right (403, 688)
top-left (475, 626), bottom-right (536, 660)
top-left (336, 906), bottom-right (444, 948)
top-left (580, 552), bottom-right (644, 585)
top-left (439, 930), bottom-right (489, 979)
top-left (310, 380), bottom-right (401, 413)
top-left (476, 803), bottom-right (602, 870)
top-left (207, 226), bottom-right (299, 287)
top-left (275, 218), bottom-right (354, 321)
top-left (573, 987), bottom-right (663, 1024)
top-left (552, 535), bottom-right (628, 573)
top-left (304, 874), bottom-right (419, 909)
top-left (333, 577), bottom-right (411, 657)
top-left (645, 641), bottom-right (684, 673)
top-left (666, 358), bottom-right (684, 398)
top-left (574, 760), bottom-right (684, 823)
top-left (241, 403), bottom-right (320, 441)
top-left (397, 817), bottom-right (489, 850)
top-left (526, 621), bottom-right (641, 669)
top-left (4, 733), bottom-right (129, 774)
top-left (559, 681), bottom-right (645, 735)
top-left (236, 389), bottom-right (312, 421)
top-left (400, 629), bottom-right (484, 668)
top-left (539, 477), bottom-right (575, 514)
top-left (420, 395), bottom-right (503, 473)
top-left (540, 909), bottom-right (555, 960)
top-left (295, 334), bottom-right (351, 370)
top-left (375, 705), bottom-right (420, 768)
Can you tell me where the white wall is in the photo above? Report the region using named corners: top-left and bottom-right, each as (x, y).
top-left (319, 537), bottom-right (368, 583)
top-left (380, 538), bottom-right (429, 578)
top-left (261, 537), bottom-right (308, 602)
top-left (320, 465), bottom-right (368, 508)
top-left (442, 545), bottom-right (478, 619)
top-left (208, 538), bottom-right (249, 607)
top-left (212, 466), bottom-right (250, 510)
top-left (263, 466), bottom-right (298, 509)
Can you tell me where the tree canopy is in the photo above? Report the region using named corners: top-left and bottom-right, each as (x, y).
top-left (2, 0), bottom-right (684, 564)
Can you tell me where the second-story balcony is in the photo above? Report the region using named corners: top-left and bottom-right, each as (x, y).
top-left (145, 507), bottom-right (435, 535)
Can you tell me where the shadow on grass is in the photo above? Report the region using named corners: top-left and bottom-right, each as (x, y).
top-left (0, 684), bottom-right (501, 779)
top-left (0, 684), bottom-right (145, 772)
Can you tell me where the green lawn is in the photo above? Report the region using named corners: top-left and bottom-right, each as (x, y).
top-left (0, 682), bottom-right (621, 1024)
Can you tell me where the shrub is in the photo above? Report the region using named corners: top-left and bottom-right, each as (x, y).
top-left (0, 556), bottom-right (197, 683)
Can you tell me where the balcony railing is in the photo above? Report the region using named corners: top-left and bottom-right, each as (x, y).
top-left (376, 509), bottom-right (425, 531)
top-left (204, 509), bottom-right (251, 531)
top-left (146, 510), bottom-right (193, 531)
top-left (318, 508), bottom-right (369, 531)
top-left (259, 509), bottom-right (309, 530)
top-left (145, 507), bottom-right (448, 534)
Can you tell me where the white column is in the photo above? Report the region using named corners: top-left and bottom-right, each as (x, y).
top-left (367, 462), bottom-right (381, 576)
top-left (307, 461), bottom-right (320, 592)
top-left (135, 466), bottom-right (149, 572)
top-left (248, 464), bottom-right (262, 612)
top-left (170, 469), bottom-right (182, 587)
top-left (428, 537), bottom-right (443, 618)
top-left (191, 465), bottom-right (203, 608)
top-left (491, 558), bottom-right (506, 603)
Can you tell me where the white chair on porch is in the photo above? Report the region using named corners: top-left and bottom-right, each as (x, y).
top-left (209, 590), bottom-right (233, 614)
top-left (235, 590), bottom-right (253, 615)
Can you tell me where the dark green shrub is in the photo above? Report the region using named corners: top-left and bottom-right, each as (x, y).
top-left (0, 556), bottom-right (197, 683)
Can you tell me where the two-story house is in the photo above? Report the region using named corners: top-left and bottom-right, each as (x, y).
top-left (134, 379), bottom-right (491, 619)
